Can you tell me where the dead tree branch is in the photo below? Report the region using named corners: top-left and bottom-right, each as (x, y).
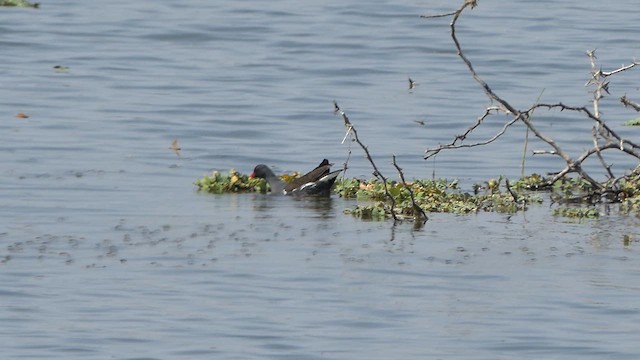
top-left (621, 95), bottom-right (640, 112)
top-left (334, 101), bottom-right (400, 222)
top-left (425, 106), bottom-right (517, 160)
top-left (392, 155), bottom-right (428, 224)
top-left (422, 1), bottom-right (640, 197)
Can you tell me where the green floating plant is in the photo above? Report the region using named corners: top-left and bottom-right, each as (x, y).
top-left (195, 168), bottom-right (640, 221)
top-left (551, 207), bottom-right (600, 219)
top-left (624, 118), bottom-right (640, 126)
top-left (195, 168), bottom-right (308, 194)
top-left (0, 0), bottom-right (39, 8)
top-left (337, 177), bottom-right (543, 220)
top-left (195, 169), bottom-right (267, 194)
top-left (344, 203), bottom-right (388, 221)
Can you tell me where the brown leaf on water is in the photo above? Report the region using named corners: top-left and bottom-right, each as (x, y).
top-left (16, 112), bottom-right (29, 119)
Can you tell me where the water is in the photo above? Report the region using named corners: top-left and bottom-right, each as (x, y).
top-left (2, 0), bottom-right (640, 359)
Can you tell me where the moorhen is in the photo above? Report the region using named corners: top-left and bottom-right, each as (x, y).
top-left (249, 159), bottom-right (342, 196)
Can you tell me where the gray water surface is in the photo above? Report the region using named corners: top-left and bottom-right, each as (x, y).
top-left (2, 1), bottom-right (640, 359)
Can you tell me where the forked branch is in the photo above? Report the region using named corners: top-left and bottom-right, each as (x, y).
top-left (335, 101), bottom-right (400, 222)
top-left (422, 1), bottom-right (640, 197)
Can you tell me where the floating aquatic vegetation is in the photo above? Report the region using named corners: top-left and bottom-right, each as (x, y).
top-left (620, 196), bottom-right (640, 213)
top-left (624, 118), bottom-right (640, 126)
top-left (195, 168), bottom-right (312, 195)
top-left (344, 203), bottom-right (388, 221)
top-left (0, 0), bottom-right (39, 8)
top-left (337, 177), bottom-right (543, 220)
top-left (551, 207), bottom-right (600, 219)
top-left (195, 169), bottom-right (640, 220)
top-left (195, 169), bottom-right (266, 194)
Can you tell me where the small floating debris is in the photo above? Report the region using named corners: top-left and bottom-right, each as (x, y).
top-left (53, 65), bottom-right (69, 73)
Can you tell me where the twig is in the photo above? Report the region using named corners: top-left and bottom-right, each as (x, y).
top-left (621, 95), bottom-right (640, 112)
top-left (454, 106), bottom-right (501, 143)
top-left (601, 60), bottom-right (639, 77)
top-left (591, 125), bottom-right (615, 179)
top-left (504, 179), bottom-right (519, 203)
top-left (425, 108), bottom-right (518, 160)
top-left (341, 147), bottom-right (352, 190)
top-left (392, 155), bottom-right (428, 223)
top-left (521, 89), bottom-right (546, 177)
top-left (419, 11), bottom-right (458, 19)
top-left (530, 102), bottom-right (640, 150)
top-left (532, 150), bottom-right (557, 155)
top-left (335, 102), bottom-right (399, 222)
top-left (545, 142), bottom-right (640, 188)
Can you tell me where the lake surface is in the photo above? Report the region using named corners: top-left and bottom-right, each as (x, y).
top-left (1, 0), bottom-right (640, 359)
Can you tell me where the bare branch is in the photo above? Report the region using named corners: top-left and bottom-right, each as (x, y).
top-left (420, 0), bottom-right (477, 19)
top-left (392, 155), bottom-right (428, 224)
top-left (601, 60), bottom-right (639, 77)
top-left (423, 1), bottom-right (526, 161)
top-left (621, 95), bottom-right (640, 112)
top-left (591, 125), bottom-right (615, 179)
top-left (422, 3), bottom-right (640, 196)
top-left (532, 150), bottom-right (557, 155)
top-left (424, 109), bottom-right (520, 160)
top-left (419, 11), bottom-right (458, 19)
top-left (529, 102), bottom-right (640, 150)
top-left (335, 102), bottom-right (399, 222)
top-left (504, 179), bottom-right (518, 203)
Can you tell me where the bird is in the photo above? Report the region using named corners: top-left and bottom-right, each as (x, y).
top-left (249, 159), bottom-right (342, 196)
top-left (169, 139), bottom-right (181, 157)
top-left (408, 77), bottom-right (418, 90)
